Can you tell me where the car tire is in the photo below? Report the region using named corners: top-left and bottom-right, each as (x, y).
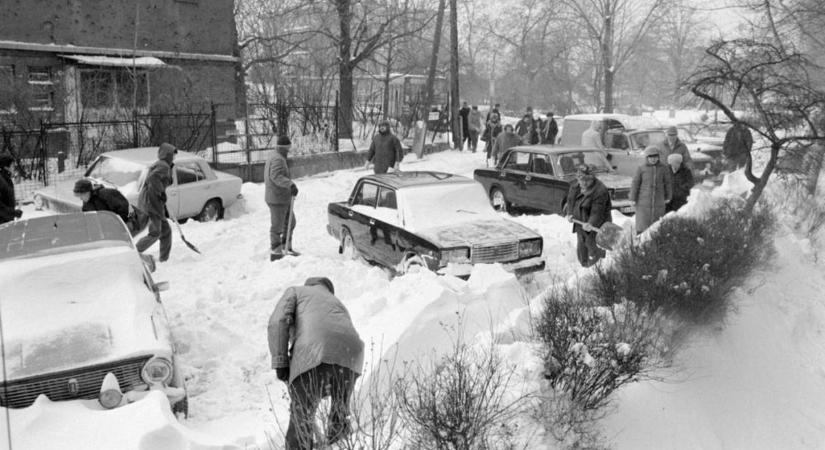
top-left (341, 228), bottom-right (360, 261)
top-left (490, 187), bottom-right (511, 214)
top-left (172, 396), bottom-right (189, 419)
top-left (197, 199), bottom-right (223, 222)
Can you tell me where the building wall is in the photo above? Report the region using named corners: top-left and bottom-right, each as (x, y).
top-left (3, 0), bottom-right (235, 56)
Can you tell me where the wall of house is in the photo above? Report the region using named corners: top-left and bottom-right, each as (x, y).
top-left (3, 0), bottom-right (235, 56)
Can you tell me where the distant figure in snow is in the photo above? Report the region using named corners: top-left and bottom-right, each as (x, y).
top-left (515, 113), bottom-right (537, 145)
top-left (630, 146), bottom-right (672, 234)
top-left (581, 120), bottom-right (605, 150)
top-left (459, 101), bottom-right (471, 151)
top-left (660, 126), bottom-right (692, 167)
top-left (135, 143), bottom-right (175, 262)
top-left (265, 136), bottom-right (299, 261)
top-left (482, 112), bottom-right (503, 166)
top-left (492, 124), bottom-right (521, 165)
top-left (0, 152), bottom-right (22, 225)
top-left (467, 105), bottom-right (483, 152)
top-left (365, 120), bottom-right (403, 174)
top-left (564, 164), bottom-right (612, 267)
top-left (723, 121), bottom-right (753, 169)
top-left (268, 277), bottom-right (364, 450)
top-left (542, 112), bottom-right (559, 145)
top-left (666, 153), bottom-right (694, 213)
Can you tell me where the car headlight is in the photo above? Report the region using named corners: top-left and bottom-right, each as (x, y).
top-left (99, 372), bottom-right (124, 409)
top-left (141, 357), bottom-right (174, 386)
top-left (439, 247), bottom-right (470, 265)
top-left (33, 194), bottom-right (44, 210)
top-left (519, 239), bottom-right (542, 258)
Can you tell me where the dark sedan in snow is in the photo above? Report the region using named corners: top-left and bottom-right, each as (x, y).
top-left (474, 146), bottom-right (636, 216)
top-left (327, 171), bottom-right (545, 277)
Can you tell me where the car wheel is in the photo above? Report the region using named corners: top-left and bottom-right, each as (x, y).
top-left (197, 199), bottom-right (222, 222)
top-left (490, 188), bottom-right (511, 214)
top-left (341, 228), bottom-right (360, 260)
top-left (172, 396), bottom-right (189, 419)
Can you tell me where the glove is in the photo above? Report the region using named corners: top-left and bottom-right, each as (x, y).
top-left (276, 367), bottom-right (289, 382)
top-left (13, 209), bottom-right (22, 219)
top-left (565, 215), bottom-right (573, 223)
top-left (582, 223), bottom-right (594, 232)
top-left (290, 183), bottom-right (299, 197)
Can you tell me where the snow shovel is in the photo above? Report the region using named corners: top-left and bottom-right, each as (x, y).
top-left (283, 195), bottom-right (299, 257)
top-left (166, 206), bottom-right (201, 254)
top-left (571, 219), bottom-right (624, 251)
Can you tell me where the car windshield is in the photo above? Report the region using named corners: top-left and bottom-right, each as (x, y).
top-left (556, 151), bottom-right (612, 175)
top-left (677, 127), bottom-right (696, 143)
top-left (402, 183), bottom-right (500, 231)
top-left (629, 131), bottom-right (666, 150)
top-left (85, 156), bottom-right (144, 191)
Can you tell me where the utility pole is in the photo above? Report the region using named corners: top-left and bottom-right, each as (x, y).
top-left (449, 0), bottom-right (460, 149)
top-left (422, 0), bottom-right (446, 138)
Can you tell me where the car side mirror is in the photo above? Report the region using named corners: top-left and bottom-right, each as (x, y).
top-left (153, 281), bottom-right (169, 293)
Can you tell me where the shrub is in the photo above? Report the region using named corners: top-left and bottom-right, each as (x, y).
top-left (592, 198), bottom-right (774, 323)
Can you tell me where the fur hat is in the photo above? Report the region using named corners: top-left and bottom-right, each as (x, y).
top-left (73, 178), bottom-right (94, 193)
top-left (305, 277), bottom-right (335, 294)
top-left (0, 152), bottom-right (13, 168)
top-left (666, 126), bottom-right (678, 136)
top-left (667, 153), bottom-right (683, 165)
top-left (644, 146), bottom-right (661, 157)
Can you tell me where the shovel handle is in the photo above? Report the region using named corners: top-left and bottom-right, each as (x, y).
top-left (570, 218), bottom-right (600, 232)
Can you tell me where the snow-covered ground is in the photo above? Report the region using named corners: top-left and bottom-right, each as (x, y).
top-left (7, 149), bottom-right (825, 449)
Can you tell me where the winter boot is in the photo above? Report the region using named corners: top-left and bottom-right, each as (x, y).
top-left (270, 245), bottom-right (285, 262)
top-left (139, 253), bottom-right (156, 272)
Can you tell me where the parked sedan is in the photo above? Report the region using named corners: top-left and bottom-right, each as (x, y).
top-left (0, 211), bottom-right (187, 415)
top-left (604, 129), bottom-right (716, 179)
top-left (327, 171), bottom-right (545, 277)
top-left (474, 146), bottom-right (636, 216)
top-left (34, 147), bottom-right (243, 221)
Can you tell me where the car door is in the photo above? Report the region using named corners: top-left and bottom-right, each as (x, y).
top-left (499, 150), bottom-right (530, 206)
top-left (527, 153), bottom-right (567, 213)
top-left (348, 181), bottom-right (379, 262)
top-left (370, 186), bottom-right (402, 266)
top-left (172, 161), bottom-right (209, 219)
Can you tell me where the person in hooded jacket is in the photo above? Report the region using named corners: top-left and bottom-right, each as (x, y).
top-left (630, 146), bottom-right (672, 234)
top-left (365, 121), bottom-right (403, 174)
top-left (563, 165), bottom-right (612, 267)
top-left (666, 153), bottom-right (694, 213)
top-left (265, 136), bottom-right (299, 261)
top-left (492, 124), bottom-right (522, 165)
top-left (0, 153), bottom-right (22, 225)
top-left (136, 143), bottom-right (175, 262)
top-left (268, 277), bottom-right (364, 450)
top-left (73, 178), bottom-right (131, 224)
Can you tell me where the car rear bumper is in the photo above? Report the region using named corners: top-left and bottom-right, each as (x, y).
top-left (437, 256), bottom-right (545, 277)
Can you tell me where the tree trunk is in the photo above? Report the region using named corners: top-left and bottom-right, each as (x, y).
top-left (745, 143), bottom-right (780, 213)
top-left (422, 0), bottom-right (446, 125)
top-left (602, 5), bottom-right (615, 113)
top-left (449, 0), bottom-right (461, 149)
top-left (337, 0), bottom-right (354, 139)
top-left (382, 43), bottom-right (393, 120)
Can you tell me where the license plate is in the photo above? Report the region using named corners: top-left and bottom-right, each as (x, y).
top-left (620, 206), bottom-right (634, 213)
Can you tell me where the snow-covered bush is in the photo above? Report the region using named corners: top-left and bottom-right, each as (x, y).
top-left (395, 339), bottom-right (525, 450)
top-left (592, 198), bottom-right (774, 323)
top-left (535, 285), bottom-right (672, 413)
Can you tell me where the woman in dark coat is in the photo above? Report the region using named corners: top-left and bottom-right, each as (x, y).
top-left (482, 113), bottom-right (503, 165)
top-left (666, 153), bottom-right (694, 213)
top-left (563, 165), bottom-right (612, 267)
top-left (630, 146), bottom-right (672, 234)
top-left (0, 153), bottom-right (21, 225)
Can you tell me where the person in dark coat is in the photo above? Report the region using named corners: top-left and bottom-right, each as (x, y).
top-left (630, 146), bottom-right (672, 234)
top-left (467, 105), bottom-right (483, 152)
top-left (73, 178), bottom-right (131, 225)
top-left (265, 136), bottom-right (299, 261)
top-left (459, 101), bottom-right (471, 151)
top-left (660, 126), bottom-right (692, 167)
top-left (268, 277), bottom-right (365, 450)
top-left (722, 122), bottom-right (753, 169)
top-left (485, 103), bottom-right (501, 124)
top-left (542, 112), bottom-right (559, 144)
top-left (0, 153), bottom-right (22, 225)
top-left (482, 112), bottom-right (503, 165)
top-left (492, 124), bottom-right (521, 165)
top-left (365, 120), bottom-right (403, 174)
top-left (666, 153), bottom-right (694, 212)
top-left (515, 114), bottom-right (537, 145)
top-left (563, 165), bottom-right (612, 267)
top-left (135, 143), bottom-right (175, 262)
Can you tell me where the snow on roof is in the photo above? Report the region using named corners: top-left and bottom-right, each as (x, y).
top-left (60, 54), bottom-right (165, 68)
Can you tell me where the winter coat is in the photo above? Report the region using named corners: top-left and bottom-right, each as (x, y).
top-left (367, 132), bottom-right (403, 174)
top-left (137, 146), bottom-right (174, 218)
top-left (459, 106), bottom-right (471, 133)
top-left (468, 110), bottom-right (483, 132)
top-left (492, 131), bottom-right (522, 163)
top-left (265, 147), bottom-right (293, 205)
top-left (667, 164), bottom-right (694, 212)
top-left (659, 138), bottom-right (692, 165)
top-left (630, 161), bottom-right (672, 233)
top-left (268, 283), bottom-right (365, 384)
top-left (543, 118), bottom-right (559, 144)
top-left (482, 122), bottom-right (502, 144)
top-left (82, 186), bottom-right (130, 224)
top-left (515, 120), bottom-right (538, 145)
top-left (0, 168), bottom-right (15, 225)
top-left (581, 128), bottom-right (605, 149)
top-left (723, 123), bottom-right (753, 158)
top-left (564, 178), bottom-right (612, 233)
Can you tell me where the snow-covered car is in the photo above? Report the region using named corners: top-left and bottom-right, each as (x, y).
top-left (474, 146), bottom-right (635, 216)
top-left (327, 171), bottom-right (545, 277)
top-left (0, 211), bottom-right (187, 415)
top-left (33, 147), bottom-right (243, 221)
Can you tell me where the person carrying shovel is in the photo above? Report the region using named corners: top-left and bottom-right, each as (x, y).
top-left (563, 164), bottom-right (613, 267)
top-left (265, 136), bottom-right (299, 261)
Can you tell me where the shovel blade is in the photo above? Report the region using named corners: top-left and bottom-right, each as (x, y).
top-left (595, 222), bottom-right (624, 251)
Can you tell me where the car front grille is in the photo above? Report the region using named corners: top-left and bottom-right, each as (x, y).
top-left (471, 242), bottom-right (519, 264)
top-left (0, 356), bottom-right (150, 408)
top-left (611, 189), bottom-right (630, 201)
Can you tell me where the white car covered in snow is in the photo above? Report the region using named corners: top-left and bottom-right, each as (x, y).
top-left (0, 211), bottom-right (187, 415)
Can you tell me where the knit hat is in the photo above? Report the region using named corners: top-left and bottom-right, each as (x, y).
top-left (73, 178), bottom-right (94, 193)
top-left (667, 153), bottom-right (683, 165)
top-left (0, 152), bottom-right (13, 168)
top-left (277, 136), bottom-right (291, 146)
top-left (666, 126), bottom-right (678, 136)
top-left (644, 146), bottom-right (661, 157)
top-left (305, 277), bottom-right (335, 294)
top-left (576, 164), bottom-right (595, 180)
top-left (158, 143), bottom-right (177, 163)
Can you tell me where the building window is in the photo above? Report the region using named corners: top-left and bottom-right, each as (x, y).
top-left (27, 66), bottom-right (54, 110)
top-left (27, 66), bottom-right (52, 84)
top-left (80, 69), bottom-right (148, 110)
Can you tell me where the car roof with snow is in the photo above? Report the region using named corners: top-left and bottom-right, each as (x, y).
top-left (504, 145), bottom-right (606, 155)
top-left (0, 211), bottom-right (132, 260)
top-left (100, 147), bottom-right (202, 165)
top-left (361, 171), bottom-right (473, 190)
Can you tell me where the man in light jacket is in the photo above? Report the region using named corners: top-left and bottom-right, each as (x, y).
top-left (265, 136), bottom-right (299, 261)
top-left (492, 124), bottom-right (522, 165)
top-left (581, 120), bottom-right (605, 150)
top-left (268, 277), bottom-right (365, 450)
top-left (365, 120), bottom-right (403, 174)
top-left (136, 143), bottom-right (175, 262)
top-left (630, 146), bottom-right (672, 234)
